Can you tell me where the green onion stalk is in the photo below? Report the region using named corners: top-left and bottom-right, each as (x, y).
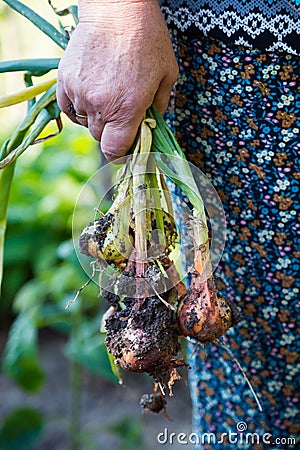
top-left (147, 106), bottom-right (241, 344)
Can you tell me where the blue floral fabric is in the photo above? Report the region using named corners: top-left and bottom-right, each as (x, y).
top-left (165, 31), bottom-right (300, 449)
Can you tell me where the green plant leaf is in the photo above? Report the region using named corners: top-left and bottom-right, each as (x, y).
top-left (2, 0), bottom-right (68, 49)
top-left (0, 162), bottom-right (16, 295)
top-left (0, 106), bottom-right (54, 168)
top-left (0, 84), bottom-right (57, 162)
top-left (0, 407), bottom-right (44, 450)
top-left (0, 78), bottom-right (56, 108)
top-left (48, 1), bottom-right (78, 24)
top-left (2, 313), bottom-right (45, 392)
top-left (148, 104), bottom-right (206, 215)
top-left (107, 350), bottom-right (123, 385)
top-left (0, 58), bottom-right (60, 74)
top-left (107, 417), bottom-right (144, 450)
top-left (13, 279), bottom-right (46, 313)
top-left (65, 334), bottom-right (118, 383)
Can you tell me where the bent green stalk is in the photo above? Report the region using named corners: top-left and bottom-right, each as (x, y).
top-left (3, 0), bottom-right (68, 49)
top-left (0, 78), bottom-right (57, 108)
top-left (0, 58), bottom-right (60, 74)
top-left (0, 163), bottom-right (15, 295)
top-left (0, 86), bottom-right (59, 167)
top-left (0, 107), bottom-right (54, 168)
top-left (148, 105), bottom-right (206, 216)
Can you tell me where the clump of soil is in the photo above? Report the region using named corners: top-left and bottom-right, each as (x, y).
top-left (104, 292), bottom-right (186, 378)
top-left (139, 393), bottom-right (167, 414)
top-left (79, 215), bottom-right (113, 257)
top-left (79, 212), bottom-right (133, 267)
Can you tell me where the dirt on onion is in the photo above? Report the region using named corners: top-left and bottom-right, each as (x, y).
top-left (178, 271), bottom-right (241, 343)
top-left (103, 286), bottom-right (186, 378)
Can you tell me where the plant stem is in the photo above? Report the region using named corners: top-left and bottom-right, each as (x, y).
top-left (2, 0), bottom-right (69, 49)
top-left (70, 298), bottom-right (83, 450)
top-left (0, 163), bottom-right (15, 295)
top-left (0, 84), bottom-right (57, 161)
top-left (132, 153), bottom-right (148, 277)
top-left (148, 105), bottom-right (206, 216)
top-left (70, 360), bottom-right (82, 450)
top-left (147, 106), bottom-right (212, 277)
top-left (0, 58), bottom-right (60, 74)
top-left (146, 156), bottom-right (165, 247)
top-left (0, 77), bottom-right (56, 108)
top-left (0, 168), bottom-right (14, 217)
top-left (0, 106), bottom-right (55, 168)
top-left (131, 119), bottom-right (154, 278)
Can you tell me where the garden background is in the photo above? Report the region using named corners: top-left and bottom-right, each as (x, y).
top-left (0, 1), bottom-right (192, 449)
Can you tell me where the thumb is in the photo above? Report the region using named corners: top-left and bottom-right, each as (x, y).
top-left (100, 121), bottom-right (141, 162)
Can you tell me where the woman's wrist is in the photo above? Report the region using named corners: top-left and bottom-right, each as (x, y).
top-left (78, 0), bottom-right (159, 23)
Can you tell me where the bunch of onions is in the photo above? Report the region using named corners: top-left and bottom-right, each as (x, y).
top-left (80, 114), bottom-right (187, 384)
top-left (79, 105), bottom-right (241, 408)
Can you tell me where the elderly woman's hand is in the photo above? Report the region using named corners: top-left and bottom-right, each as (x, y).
top-left (56, 0), bottom-right (178, 161)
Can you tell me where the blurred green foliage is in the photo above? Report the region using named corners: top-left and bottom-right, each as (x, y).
top-left (1, 123), bottom-right (120, 382)
top-left (1, 124), bottom-right (98, 317)
top-left (0, 407), bottom-right (44, 450)
top-left (107, 417), bottom-right (145, 450)
top-left (0, 124), bottom-right (132, 448)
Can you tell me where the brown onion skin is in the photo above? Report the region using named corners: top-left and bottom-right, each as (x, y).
top-left (116, 327), bottom-right (177, 373)
top-left (177, 275), bottom-right (234, 343)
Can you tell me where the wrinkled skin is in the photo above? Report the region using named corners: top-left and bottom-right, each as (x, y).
top-left (57, 0), bottom-right (178, 161)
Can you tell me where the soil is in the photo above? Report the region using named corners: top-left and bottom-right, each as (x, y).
top-left (0, 329), bottom-right (193, 450)
top-left (105, 295), bottom-right (186, 377)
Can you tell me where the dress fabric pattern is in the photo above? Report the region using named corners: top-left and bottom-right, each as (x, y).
top-left (159, 0), bottom-right (300, 55)
top-left (164, 31), bottom-right (300, 449)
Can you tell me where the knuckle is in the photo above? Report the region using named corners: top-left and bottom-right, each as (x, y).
top-left (166, 67), bottom-right (179, 87)
top-left (102, 147), bottom-right (128, 163)
top-left (102, 148), bottom-right (119, 162)
top-left (88, 123), bottom-right (102, 141)
top-left (116, 94), bottom-right (148, 124)
top-left (84, 88), bottom-right (101, 108)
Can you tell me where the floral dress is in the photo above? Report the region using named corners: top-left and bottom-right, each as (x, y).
top-left (160, 1), bottom-right (300, 448)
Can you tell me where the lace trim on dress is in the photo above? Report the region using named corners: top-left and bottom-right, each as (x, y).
top-left (160, 1), bottom-right (300, 55)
